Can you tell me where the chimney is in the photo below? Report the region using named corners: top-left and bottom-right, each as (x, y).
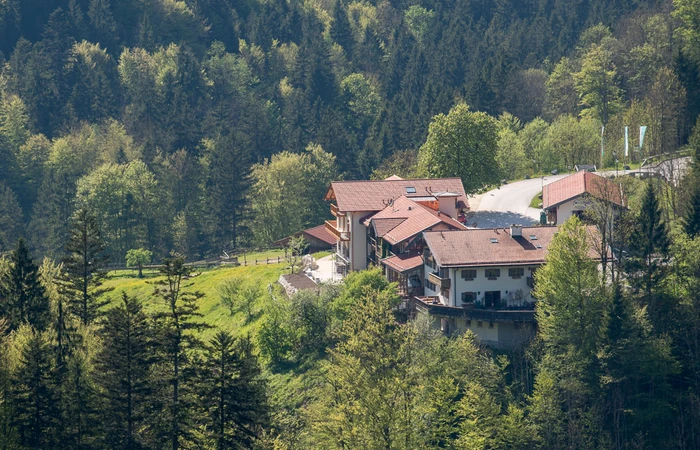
top-left (510, 224), bottom-right (522, 237)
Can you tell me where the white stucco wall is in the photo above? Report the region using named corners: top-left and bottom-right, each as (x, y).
top-left (437, 196), bottom-right (459, 218)
top-left (554, 196), bottom-right (591, 224)
top-left (452, 266), bottom-right (537, 307)
top-left (425, 263), bottom-right (537, 307)
top-left (349, 211), bottom-right (372, 271)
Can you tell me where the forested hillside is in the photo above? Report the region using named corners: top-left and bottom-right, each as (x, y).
top-left (2, 0), bottom-right (696, 261)
top-left (6, 1), bottom-right (700, 449)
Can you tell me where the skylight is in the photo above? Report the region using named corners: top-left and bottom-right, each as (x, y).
top-left (406, 186), bottom-right (416, 194)
top-left (530, 235), bottom-right (538, 240)
top-left (490, 238), bottom-right (498, 244)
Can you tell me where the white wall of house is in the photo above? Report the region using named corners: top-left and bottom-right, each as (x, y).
top-left (553, 197), bottom-right (591, 224)
top-left (425, 263), bottom-right (537, 307)
top-left (452, 266), bottom-right (537, 307)
top-left (349, 210), bottom-right (372, 271)
top-left (437, 196), bottom-right (458, 218)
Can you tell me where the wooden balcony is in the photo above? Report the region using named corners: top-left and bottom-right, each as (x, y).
top-left (429, 272), bottom-right (451, 290)
top-left (330, 203), bottom-right (345, 217)
top-left (325, 220), bottom-right (349, 241)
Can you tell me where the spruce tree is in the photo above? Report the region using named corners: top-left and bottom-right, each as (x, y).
top-left (12, 330), bottom-right (60, 449)
top-left (61, 207), bottom-right (112, 326)
top-left (95, 292), bottom-right (153, 449)
top-left (152, 253), bottom-right (209, 450)
top-left (685, 180), bottom-right (700, 238)
top-left (330, 0), bottom-right (353, 57)
top-left (61, 347), bottom-right (101, 449)
top-left (626, 181), bottom-right (669, 313)
top-left (201, 332), bottom-right (268, 449)
top-left (0, 238), bottom-right (50, 331)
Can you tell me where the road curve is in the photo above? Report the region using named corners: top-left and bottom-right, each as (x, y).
top-left (467, 157), bottom-right (690, 229)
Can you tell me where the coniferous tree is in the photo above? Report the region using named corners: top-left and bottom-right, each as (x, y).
top-left (201, 332), bottom-right (268, 449)
top-left (0, 318), bottom-right (18, 448)
top-left (0, 238), bottom-right (50, 331)
top-left (152, 253), bottom-right (208, 450)
top-left (685, 180), bottom-right (700, 238)
top-left (626, 181), bottom-right (670, 320)
top-left (330, 0), bottom-right (353, 57)
top-left (61, 347), bottom-right (101, 449)
top-left (530, 217), bottom-right (607, 448)
top-left (12, 329), bottom-right (60, 449)
top-left (0, 182), bottom-right (23, 253)
top-left (598, 284), bottom-right (677, 449)
top-left (61, 207), bottom-right (112, 326)
top-left (95, 292), bottom-right (153, 450)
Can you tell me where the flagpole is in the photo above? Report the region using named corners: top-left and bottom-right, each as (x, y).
top-left (601, 125), bottom-right (605, 168)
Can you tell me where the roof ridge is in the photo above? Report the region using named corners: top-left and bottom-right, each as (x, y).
top-left (331, 177), bottom-right (463, 184)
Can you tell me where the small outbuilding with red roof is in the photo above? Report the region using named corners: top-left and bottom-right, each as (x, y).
top-left (543, 171), bottom-right (625, 224)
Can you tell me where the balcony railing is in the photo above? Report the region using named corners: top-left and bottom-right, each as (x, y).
top-left (325, 220), bottom-right (349, 241)
top-left (330, 203), bottom-right (345, 217)
top-left (411, 297), bottom-right (535, 322)
top-left (428, 272), bottom-right (451, 289)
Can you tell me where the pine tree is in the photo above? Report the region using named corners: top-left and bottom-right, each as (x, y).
top-left (330, 0), bottom-right (353, 57)
top-left (201, 332), bottom-right (268, 449)
top-left (0, 238), bottom-right (50, 331)
top-left (61, 208), bottom-right (112, 326)
top-left (530, 216), bottom-right (608, 447)
top-left (61, 347), bottom-right (101, 448)
top-left (95, 292), bottom-right (153, 449)
top-left (685, 180), bottom-right (700, 238)
top-left (152, 253), bottom-right (209, 450)
top-left (598, 284), bottom-right (677, 448)
top-left (12, 330), bottom-right (60, 449)
top-left (626, 181), bottom-right (669, 318)
top-left (0, 182), bottom-right (23, 253)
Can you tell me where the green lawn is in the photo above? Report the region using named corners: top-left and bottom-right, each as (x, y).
top-left (103, 262), bottom-right (287, 339)
top-left (101, 250), bottom-right (330, 340)
top-left (530, 191), bottom-right (542, 209)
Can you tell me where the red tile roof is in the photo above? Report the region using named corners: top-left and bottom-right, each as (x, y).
top-left (382, 252), bottom-right (424, 273)
top-left (543, 171), bottom-right (624, 209)
top-left (423, 226), bottom-right (601, 267)
top-left (303, 224), bottom-right (337, 246)
top-left (371, 218), bottom-right (407, 238)
top-left (366, 196), bottom-right (466, 245)
top-left (325, 178), bottom-right (469, 213)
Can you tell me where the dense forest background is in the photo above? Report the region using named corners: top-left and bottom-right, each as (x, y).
top-left (2, 0), bottom-right (698, 262)
top-left (6, 1), bottom-right (700, 449)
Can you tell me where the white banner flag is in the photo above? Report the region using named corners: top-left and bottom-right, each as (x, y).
top-left (624, 126), bottom-right (629, 157)
top-left (640, 126), bottom-right (647, 151)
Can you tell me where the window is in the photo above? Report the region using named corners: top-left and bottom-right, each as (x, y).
top-left (490, 238), bottom-right (498, 244)
top-left (488, 322), bottom-right (494, 329)
top-left (426, 278), bottom-right (437, 291)
top-left (461, 269), bottom-right (477, 280)
top-left (461, 292), bottom-right (476, 303)
top-left (485, 268), bottom-right (500, 279)
top-left (406, 186), bottom-right (416, 194)
top-left (477, 321), bottom-right (483, 328)
top-left (508, 268), bottom-right (524, 278)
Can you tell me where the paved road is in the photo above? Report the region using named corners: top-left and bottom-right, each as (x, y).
top-left (466, 175), bottom-right (566, 228)
top-left (467, 157), bottom-right (690, 229)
